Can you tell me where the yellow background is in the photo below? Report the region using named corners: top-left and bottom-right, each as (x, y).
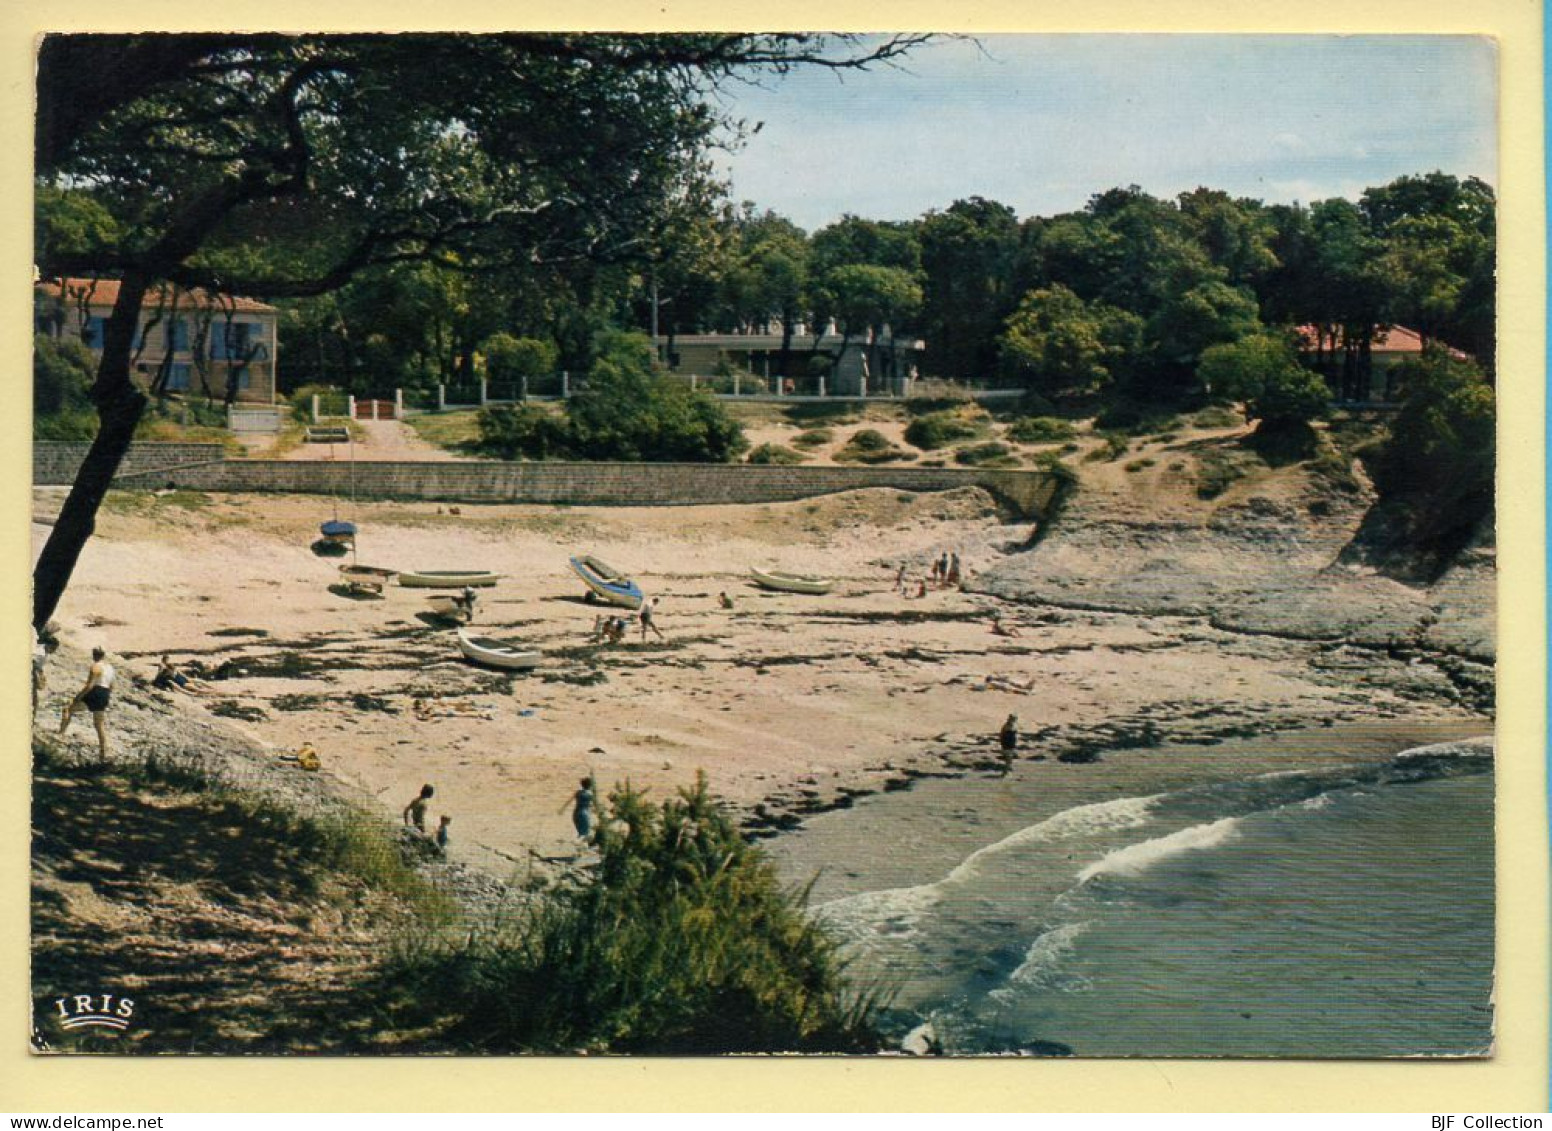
top-left (0, 0), bottom-right (1543, 1112)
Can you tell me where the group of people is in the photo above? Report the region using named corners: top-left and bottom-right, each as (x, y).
top-left (588, 597), bottom-right (665, 645)
top-left (895, 550), bottom-right (964, 599)
top-left (403, 783), bottom-right (453, 849)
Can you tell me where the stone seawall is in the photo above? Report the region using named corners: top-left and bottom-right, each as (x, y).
top-left (34, 443), bottom-right (1057, 517)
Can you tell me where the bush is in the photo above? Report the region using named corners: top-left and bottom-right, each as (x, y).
top-left (477, 403), bottom-right (572, 460)
top-left (1192, 404), bottom-right (1243, 429)
top-left (903, 407), bottom-right (989, 450)
top-left (1199, 335), bottom-right (1327, 431)
top-left (287, 383), bottom-right (349, 423)
top-left (1083, 432), bottom-right (1131, 462)
top-left (483, 333), bottom-right (558, 383)
top-left (381, 776), bottom-right (885, 1053)
top-left (834, 429), bottom-right (913, 464)
top-left (564, 331), bottom-right (747, 462)
top-left (1093, 400), bottom-right (1180, 436)
top-left (1195, 447), bottom-right (1265, 499)
top-left (791, 428), bottom-right (833, 449)
top-left (1368, 348), bottom-right (1494, 557)
top-left (1005, 415), bottom-right (1076, 443)
top-left (746, 443), bottom-right (806, 465)
top-left (34, 333), bottom-right (95, 433)
top-left (953, 441), bottom-right (1018, 467)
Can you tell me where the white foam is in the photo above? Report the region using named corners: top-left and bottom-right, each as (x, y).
top-left (1299, 793), bottom-right (1334, 811)
top-left (817, 794), bottom-right (1160, 938)
top-left (1395, 737), bottom-right (1495, 760)
top-left (990, 921), bottom-right (1092, 1003)
top-left (1077, 816), bottom-right (1242, 883)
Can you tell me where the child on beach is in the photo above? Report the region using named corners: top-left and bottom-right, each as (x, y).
top-left (999, 713), bottom-right (1020, 753)
top-left (569, 776), bottom-right (596, 839)
top-left (59, 646), bottom-right (114, 757)
top-left (947, 552), bottom-right (962, 586)
top-left (895, 564), bottom-right (908, 593)
top-left (718, 592), bottom-right (734, 610)
top-left (640, 597), bottom-right (665, 642)
top-left (435, 815), bottom-right (452, 850)
top-left (403, 783), bottom-right (435, 833)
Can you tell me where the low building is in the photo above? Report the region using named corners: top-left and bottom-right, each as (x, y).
top-left (35, 277), bottom-right (279, 404)
top-left (660, 321), bottom-right (925, 396)
top-left (1294, 323), bottom-right (1468, 402)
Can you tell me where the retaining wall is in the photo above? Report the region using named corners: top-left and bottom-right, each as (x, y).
top-left (34, 443), bottom-right (1058, 517)
top-left (34, 442), bottom-right (228, 485)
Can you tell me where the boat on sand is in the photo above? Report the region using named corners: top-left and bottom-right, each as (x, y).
top-left (750, 567), bottom-right (834, 595)
top-left (338, 564), bottom-right (397, 594)
top-left (456, 628), bottom-right (540, 671)
top-left (569, 555), bottom-right (644, 609)
top-left (398, 569), bottom-right (500, 589)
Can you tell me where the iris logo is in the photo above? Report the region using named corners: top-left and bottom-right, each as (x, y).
top-left (52, 993), bottom-right (135, 1032)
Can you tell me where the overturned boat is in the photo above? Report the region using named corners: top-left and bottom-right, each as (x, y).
top-left (569, 555), bottom-right (644, 609)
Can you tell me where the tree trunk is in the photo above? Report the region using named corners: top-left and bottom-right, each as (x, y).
top-left (33, 274), bottom-right (150, 629)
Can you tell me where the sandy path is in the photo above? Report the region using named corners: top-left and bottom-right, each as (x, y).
top-left (34, 481), bottom-right (1487, 883)
top-left (239, 418), bottom-right (466, 461)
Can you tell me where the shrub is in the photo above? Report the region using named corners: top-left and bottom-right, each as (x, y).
top-left (381, 776), bottom-right (885, 1053)
top-left (1192, 404), bottom-right (1243, 429)
top-left (477, 403), bottom-right (572, 460)
top-left (287, 383), bottom-right (349, 423)
top-left (34, 333), bottom-right (97, 437)
top-left (1195, 447), bottom-right (1264, 499)
top-left (1083, 432), bottom-right (1131, 462)
top-left (483, 333), bottom-right (558, 383)
top-left (565, 331), bottom-right (747, 462)
top-left (1199, 335), bottom-right (1327, 431)
top-left (791, 428), bottom-right (833, 449)
top-left (746, 443), bottom-right (806, 465)
top-left (903, 407), bottom-right (989, 450)
top-left (1005, 415), bottom-right (1076, 443)
top-left (1093, 400), bottom-right (1180, 436)
top-left (1368, 348), bottom-right (1494, 558)
top-left (953, 441), bottom-right (1018, 467)
top-left (835, 429), bottom-right (912, 464)
top-left (1124, 458), bottom-right (1156, 473)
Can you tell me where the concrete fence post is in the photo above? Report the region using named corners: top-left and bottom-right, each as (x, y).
top-left (437, 384), bottom-right (446, 411)
top-left (520, 375), bottom-right (528, 402)
top-left (479, 378), bottom-right (488, 407)
top-left (733, 373), bottom-right (741, 397)
top-left (690, 373), bottom-right (698, 392)
top-left (395, 388), bottom-right (404, 418)
top-left (311, 394), bottom-right (320, 423)
top-left (562, 371), bottom-right (570, 399)
top-left (347, 394), bottom-right (356, 419)
top-left (818, 375), bottom-right (826, 399)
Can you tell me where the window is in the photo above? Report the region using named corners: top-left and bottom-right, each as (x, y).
top-left (211, 320), bottom-right (260, 361)
top-left (82, 316), bottom-right (107, 349)
top-left (166, 318), bottom-right (189, 353)
top-left (165, 363), bottom-right (191, 391)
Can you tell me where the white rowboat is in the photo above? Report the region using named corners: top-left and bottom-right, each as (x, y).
top-left (750, 567), bottom-right (834, 595)
top-left (399, 570), bottom-right (501, 589)
top-left (456, 628), bottom-right (540, 671)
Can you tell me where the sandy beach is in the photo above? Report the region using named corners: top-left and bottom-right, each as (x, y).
top-left (32, 451), bottom-right (1493, 885)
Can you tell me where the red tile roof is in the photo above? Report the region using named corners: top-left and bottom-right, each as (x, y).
top-left (1294, 323), bottom-right (1467, 359)
top-left (36, 277), bottom-right (277, 315)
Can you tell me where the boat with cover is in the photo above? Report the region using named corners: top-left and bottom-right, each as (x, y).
top-left (569, 555), bottom-right (644, 609)
top-left (398, 570), bottom-right (501, 589)
top-left (456, 628), bottom-right (540, 671)
top-left (319, 519), bottom-right (356, 546)
top-left (750, 567), bottom-right (834, 595)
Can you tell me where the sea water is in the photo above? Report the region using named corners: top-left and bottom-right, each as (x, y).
top-left (771, 737), bottom-right (1494, 1057)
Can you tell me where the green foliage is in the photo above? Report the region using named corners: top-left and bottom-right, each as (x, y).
top-left (746, 442), bottom-right (806, 465)
top-left (1092, 401), bottom-right (1180, 435)
top-left (1369, 348), bottom-right (1495, 556)
top-left (834, 429), bottom-right (912, 464)
top-left (566, 331), bottom-right (746, 462)
top-left (484, 333), bottom-right (558, 382)
top-left (477, 403), bottom-right (573, 460)
top-left (1198, 334), bottom-right (1328, 430)
top-left (999, 284), bottom-right (1144, 397)
top-left (287, 383), bottom-right (349, 423)
top-left (953, 441), bottom-right (1018, 467)
top-left (791, 428), bottom-right (833, 449)
top-left (903, 406), bottom-right (990, 449)
top-left (1146, 280), bottom-right (1262, 374)
top-left (1005, 416), bottom-right (1076, 443)
top-left (1195, 447), bottom-right (1265, 499)
top-left (383, 776), bottom-right (885, 1053)
top-left (1191, 404), bottom-right (1244, 429)
top-left (34, 333), bottom-right (98, 437)
top-left (1083, 432), bottom-right (1132, 462)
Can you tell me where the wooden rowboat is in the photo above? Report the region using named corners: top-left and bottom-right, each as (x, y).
top-left (398, 569), bottom-right (501, 589)
top-left (457, 628), bottom-right (540, 671)
top-left (426, 593), bottom-right (475, 620)
top-left (569, 555), bottom-right (644, 609)
top-left (750, 567), bottom-right (834, 595)
top-left (338, 564), bottom-right (397, 594)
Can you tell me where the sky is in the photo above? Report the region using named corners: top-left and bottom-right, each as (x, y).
top-left (711, 35), bottom-right (1498, 231)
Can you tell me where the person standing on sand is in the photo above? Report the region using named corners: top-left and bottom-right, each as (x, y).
top-left (947, 552), bottom-right (962, 587)
top-left (640, 597), bottom-right (665, 641)
top-left (936, 552), bottom-right (949, 585)
top-left (59, 646), bottom-right (114, 756)
top-left (718, 591), bottom-right (734, 610)
top-left (999, 713), bottom-right (1020, 753)
top-left (895, 564), bottom-right (908, 593)
top-left (435, 815), bottom-right (452, 850)
top-left (31, 627), bottom-right (47, 719)
top-left (569, 776), bottom-right (596, 839)
top-left (403, 783), bottom-right (435, 833)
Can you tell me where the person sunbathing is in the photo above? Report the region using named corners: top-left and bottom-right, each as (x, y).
top-left (153, 655), bottom-right (215, 695)
top-left (989, 617), bottom-right (1021, 638)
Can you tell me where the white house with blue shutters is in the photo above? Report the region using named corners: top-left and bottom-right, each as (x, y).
top-left (35, 276), bottom-right (279, 404)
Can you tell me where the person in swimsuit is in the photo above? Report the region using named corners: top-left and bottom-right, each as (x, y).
top-left (403, 783), bottom-right (435, 833)
top-left (153, 655), bottom-right (214, 695)
top-left (60, 647), bottom-right (114, 756)
top-left (639, 598), bottom-right (665, 642)
top-left (999, 713), bottom-right (1020, 753)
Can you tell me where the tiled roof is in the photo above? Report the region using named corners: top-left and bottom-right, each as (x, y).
top-left (1294, 323), bottom-right (1467, 358)
top-left (36, 277), bottom-right (277, 315)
